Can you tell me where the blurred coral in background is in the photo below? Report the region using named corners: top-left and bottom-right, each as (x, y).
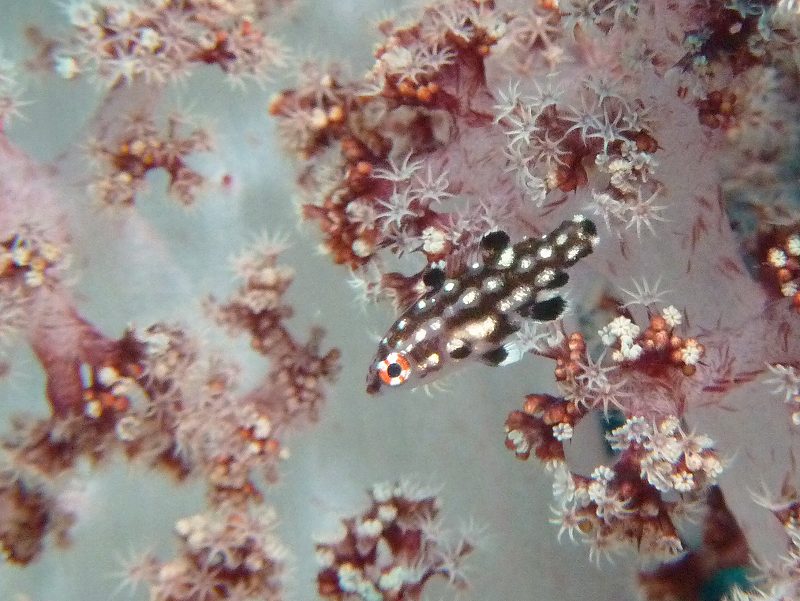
top-left (1, 1), bottom-right (800, 601)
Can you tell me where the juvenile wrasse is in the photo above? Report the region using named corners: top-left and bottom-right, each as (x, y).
top-left (365, 215), bottom-right (598, 395)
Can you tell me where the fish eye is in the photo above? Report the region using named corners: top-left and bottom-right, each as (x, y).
top-left (377, 352), bottom-right (412, 386)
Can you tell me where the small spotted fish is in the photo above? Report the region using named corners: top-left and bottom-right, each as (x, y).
top-left (365, 215), bottom-right (598, 395)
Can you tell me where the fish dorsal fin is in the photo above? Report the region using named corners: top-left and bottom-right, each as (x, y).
top-left (381, 271), bottom-right (426, 314)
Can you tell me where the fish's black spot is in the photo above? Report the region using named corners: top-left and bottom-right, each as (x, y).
top-left (522, 296), bottom-right (566, 321)
top-left (481, 346), bottom-right (508, 366)
top-left (387, 363), bottom-right (402, 377)
top-left (449, 341), bottom-right (472, 360)
top-left (480, 230), bottom-right (510, 255)
top-left (422, 266), bottom-right (446, 290)
top-left (582, 219), bottom-right (597, 237)
top-left (544, 271), bottom-right (569, 289)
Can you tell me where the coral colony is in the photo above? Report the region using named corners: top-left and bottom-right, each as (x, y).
top-left (0, 0), bottom-right (800, 600)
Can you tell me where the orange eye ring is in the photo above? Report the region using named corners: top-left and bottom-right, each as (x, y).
top-left (377, 352), bottom-right (412, 386)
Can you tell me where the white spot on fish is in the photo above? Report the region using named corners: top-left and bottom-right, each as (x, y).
top-left (566, 245), bottom-right (583, 261)
top-left (483, 276), bottom-right (503, 292)
top-left (518, 256), bottom-right (534, 271)
top-left (497, 286), bottom-right (532, 313)
top-left (464, 316), bottom-right (497, 339)
top-left (535, 268), bottom-right (555, 287)
top-left (512, 285), bottom-right (532, 303)
top-left (446, 338), bottom-right (466, 354)
top-left (497, 247), bottom-right (515, 268)
top-left (460, 288), bottom-right (480, 306)
top-left (414, 328), bottom-right (427, 342)
top-left (538, 246), bottom-right (553, 259)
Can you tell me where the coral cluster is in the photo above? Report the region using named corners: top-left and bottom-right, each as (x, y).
top-left (765, 362), bottom-right (800, 424)
top-left (1, 227), bottom-right (67, 290)
top-left (0, 449), bottom-right (74, 564)
top-left (87, 112), bottom-right (212, 207)
top-left (758, 224), bottom-right (800, 311)
top-left (316, 481), bottom-right (474, 601)
top-left (0, 129), bottom-right (338, 601)
top-left (50, 0), bottom-right (286, 86)
top-left (118, 504), bottom-right (287, 601)
top-left (1, 0), bottom-right (480, 599)
top-left (509, 411), bottom-right (722, 562)
top-left (207, 235), bottom-right (341, 426)
top-left (272, 0), bottom-right (800, 598)
top-left (0, 205), bottom-right (340, 546)
top-left (1, 0), bottom-right (800, 599)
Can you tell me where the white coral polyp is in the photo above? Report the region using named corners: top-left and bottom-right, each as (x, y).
top-left (680, 340), bottom-right (702, 365)
top-left (671, 471), bottom-right (695, 492)
top-left (786, 234), bottom-right (800, 256)
top-left (599, 316), bottom-right (641, 347)
top-left (662, 305), bottom-right (682, 327)
top-left (356, 518), bottom-right (383, 538)
top-left (552, 422), bottom-right (573, 441)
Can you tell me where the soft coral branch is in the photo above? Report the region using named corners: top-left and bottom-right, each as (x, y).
top-left (0, 128), bottom-right (340, 564)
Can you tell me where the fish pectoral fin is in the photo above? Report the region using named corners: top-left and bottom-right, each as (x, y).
top-left (480, 342), bottom-right (524, 366)
top-left (480, 229), bottom-right (511, 260)
top-left (519, 296), bottom-right (566, 321)
top-left (480, 345), bottom-right (508, 366)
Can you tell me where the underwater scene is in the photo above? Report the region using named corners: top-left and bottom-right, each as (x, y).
top-left (1, 1), bottom-right (800, 600)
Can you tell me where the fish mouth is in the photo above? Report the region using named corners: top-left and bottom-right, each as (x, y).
top-left (365, 370), bottom-right (381, 395)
